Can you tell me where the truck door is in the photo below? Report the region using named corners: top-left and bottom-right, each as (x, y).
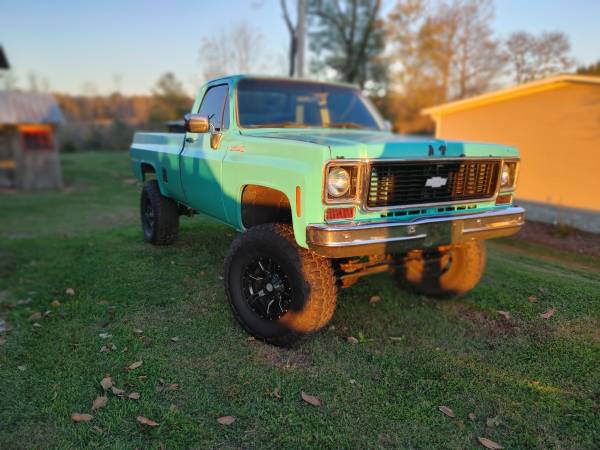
top-left (179, 83), bottom-right (230, 221)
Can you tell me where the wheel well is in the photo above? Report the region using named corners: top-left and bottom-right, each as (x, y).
top-left (241, 185), bottom-right (292, 229)
top-left (141, 163), bottom-right (156, 180)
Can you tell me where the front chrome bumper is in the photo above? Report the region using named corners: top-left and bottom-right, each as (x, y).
top-left (306, 206), bottom-right (525, 258)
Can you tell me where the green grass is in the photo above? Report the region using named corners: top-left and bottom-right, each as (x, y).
top-left (1, 152), bottom-right (599, 449)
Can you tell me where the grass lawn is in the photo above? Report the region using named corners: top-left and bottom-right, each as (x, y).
top-left (1, 152), bottom-right (599, 449)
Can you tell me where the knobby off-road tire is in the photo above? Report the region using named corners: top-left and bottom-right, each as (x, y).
top-left (140, 180), bottom-right (179, 245)
top-left (395, 239), bottom-right (486, 298)
top-left (224, 223), bottom-right (337, 347)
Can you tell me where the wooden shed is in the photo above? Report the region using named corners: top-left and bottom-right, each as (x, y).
top-left (423, 75), bottom-right (600, 233)
top-left (0, 91), bottom-right (64, 190)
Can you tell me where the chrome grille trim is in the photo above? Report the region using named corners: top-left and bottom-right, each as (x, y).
top-left (365, 159), bottom-right (501, 210)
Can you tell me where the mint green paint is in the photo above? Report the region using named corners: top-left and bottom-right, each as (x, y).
top-left (130, 75), bottom-right (520, 249)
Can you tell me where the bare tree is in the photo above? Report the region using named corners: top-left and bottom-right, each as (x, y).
top-left (506, 30), bottom-right (574, 83)
top-left (451, 0), bottom-right (505, 98)
top-left (505, 31), bottom-right (534, 83)
top-left (281, 0), bottom-right (298, 77)
top-left (309, 0), bottom-right (385, 88)
top-left (198, 23), bottom-right (269, 82)
top-left (534, 31), bottom-right (574, 78)
top-left (386, 0), bottom-right (504, 133)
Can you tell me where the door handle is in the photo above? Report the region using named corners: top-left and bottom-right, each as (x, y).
top-left (185, 137), bottom-right (197, 144)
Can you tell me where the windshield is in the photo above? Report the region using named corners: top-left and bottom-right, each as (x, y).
top-left (237, 79), bottom-right (383, 130)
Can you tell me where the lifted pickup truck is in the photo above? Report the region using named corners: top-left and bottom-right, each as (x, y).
top-left (130, 75), bottom-right (524, 346)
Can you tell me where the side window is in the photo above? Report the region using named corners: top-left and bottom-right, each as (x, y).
top-left (198, 84), bottom-right (230, 130)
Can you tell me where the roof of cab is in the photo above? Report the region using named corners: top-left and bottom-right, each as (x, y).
top-left (206, 74), bottom-right (360, 90)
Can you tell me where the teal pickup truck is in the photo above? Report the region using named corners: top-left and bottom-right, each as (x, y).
top-left (130, 75), bottom-right (524, 346)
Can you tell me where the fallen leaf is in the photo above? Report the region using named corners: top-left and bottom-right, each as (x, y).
top-left (51, 300), bottom-right (61, 307)
top-left (138, 375), bottom-right (147, 381)
top-left (217, 415), bottom-right (236, 425)
top-left (531, 380), bottom-right (540, 387)
top-left (477, 437), bottom-right (503, 449)
top-left (349, 379), bottom-right (357, 384)
top-left (33, 322), bottom-right (42, 328)
top-left (65, 288), bottom-right (75, 296)
top-left (111, 386), bottom-right (125, 396)
top-left (17, 365), bottom-right (26, 371)
top-left (110, 344), bottom-right (117, 351)
top-left (496, 310), bottom-right (511, 319)
top-left (71, 413), bottom-right (93, 422)
top-left (527, 295), bottom-right (538, 303)
top-left (468, 412), bottom-right (477, 421)
top-left (29, 311), bottom-right (42, 321)
top-left (122, 347), bottom-right (128, 352)
top-left (98, 333), bottom-right (112, 339)
top-left (272, 388), bottom-right (281, 399)
top-left (133, 328), bottom-right (143, 335)
top-left (128, 360), bottom-right (143, 370)
top-left (100, 376), bottom-right (113, 390)
top-left (168, 383), bottom-right (179, 391)
top-left (346, 336), bottom-right (359, 344)
top-left (541, 308), bottom-right (556, 319)
top-left (99, 346), bottom-right (109, 353)
top-left (439, 405), bottom-right (455, 418)
top-left (301, 391), bottom-right (321, 406)
top-left (137, 416), bottom-right (159, 427)
top-left (389, 336), bottom-right (405, 341)
top-left (92, 425), bottom-right (104, 434)
top-left (170, 337), bottom-right (179, 342)
top-left (91, 396), bottom-right (108, 410)
top-left (128, 392), bottom-right (140, 400)
top-left (369, 295), bottom-right (381, 304)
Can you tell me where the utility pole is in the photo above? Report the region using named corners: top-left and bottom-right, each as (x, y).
top-left (295, 0), bottom-right (306, 78)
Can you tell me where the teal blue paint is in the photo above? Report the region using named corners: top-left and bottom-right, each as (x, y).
top-left (130, 75), bottom-right (520, 249)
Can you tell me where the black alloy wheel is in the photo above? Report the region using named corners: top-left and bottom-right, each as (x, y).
top-left (242, 256), bottom-right (292, 320)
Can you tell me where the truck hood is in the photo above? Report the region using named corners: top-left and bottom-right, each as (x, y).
top-left (240, 129), bottom-right (518, 159)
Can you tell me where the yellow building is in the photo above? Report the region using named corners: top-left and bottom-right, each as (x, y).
top-left (423, 75), bottom-right (600, 233)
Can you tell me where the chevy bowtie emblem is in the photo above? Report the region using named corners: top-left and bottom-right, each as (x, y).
top-left (425, 176), bottom-right (447, 188)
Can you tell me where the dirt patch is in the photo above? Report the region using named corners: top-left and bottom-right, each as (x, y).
top-left (554, 317), bottom-right (600, 344)
top-left (443, 301), bottom-right (521, 337)
top-left (250, 339), bottom-right (313, 371)
top-left (517, 221), bottom-right (600, 258)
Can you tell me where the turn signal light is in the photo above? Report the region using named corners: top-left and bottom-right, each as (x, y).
top-left (496, 194), bottom-right (512, 205)
top-left (325, 207), bottom-right (355, 221)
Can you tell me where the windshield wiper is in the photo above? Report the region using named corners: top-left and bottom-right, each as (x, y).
top-left (248, 122), bottom-right (312, 129)
top-left (328, 122), bottom-right (368, 129)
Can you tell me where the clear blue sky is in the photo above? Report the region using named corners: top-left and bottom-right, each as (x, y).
top-left (1, 0), bottom-right (599, 95)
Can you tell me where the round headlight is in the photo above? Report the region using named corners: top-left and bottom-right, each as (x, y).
top-left (500, 165), bottom-right (511, 187)
top-left (327, 167), bottom-right (351, 197)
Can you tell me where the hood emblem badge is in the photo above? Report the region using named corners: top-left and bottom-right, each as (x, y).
top-left (425, 176), bottom-right (448, 188)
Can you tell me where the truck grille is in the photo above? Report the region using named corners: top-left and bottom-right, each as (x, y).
top-left (366, 160), bottom-right (501, 208)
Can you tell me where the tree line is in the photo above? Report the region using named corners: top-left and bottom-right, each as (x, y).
top-left (3, 0), bottom-right (597, 151)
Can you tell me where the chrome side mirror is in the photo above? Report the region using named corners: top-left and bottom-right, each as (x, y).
top-left (184, 114), bottom-right (210, 133)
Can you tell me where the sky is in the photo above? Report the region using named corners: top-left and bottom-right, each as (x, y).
top-left (1, 0), bottom-right (599, 96)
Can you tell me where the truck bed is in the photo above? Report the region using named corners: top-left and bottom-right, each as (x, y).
top-left (130, 132), bottom-right (186, 199)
